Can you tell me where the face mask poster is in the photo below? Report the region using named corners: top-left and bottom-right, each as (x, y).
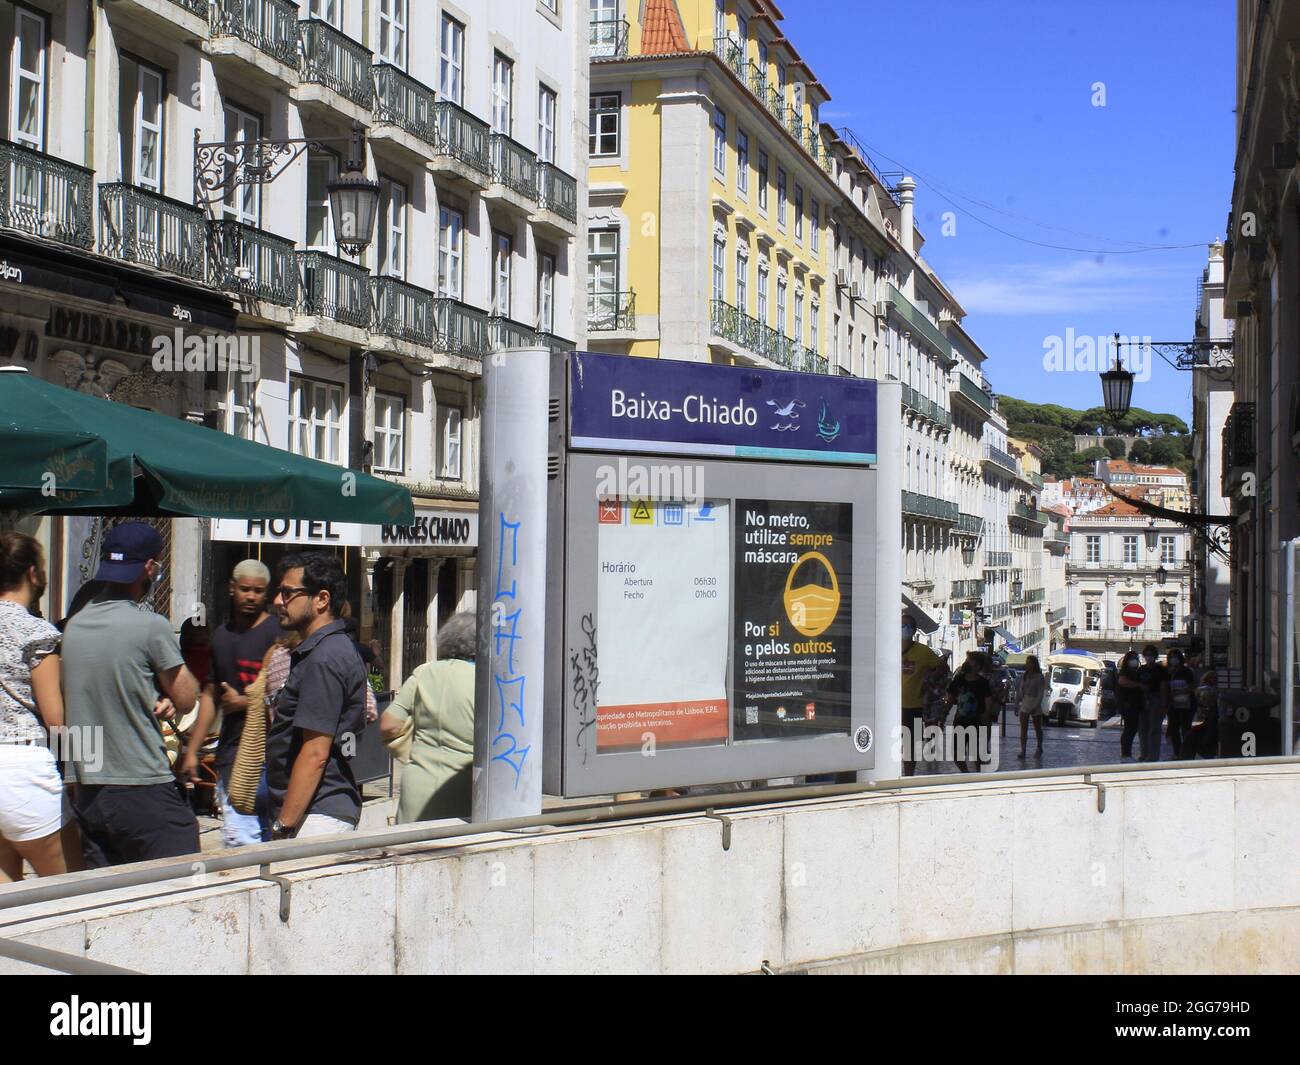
top-left (549, 351), bottom-right (890, 797)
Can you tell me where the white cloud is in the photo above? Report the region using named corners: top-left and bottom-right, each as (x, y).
top-left (945, 258), bottom-right (1188, 316)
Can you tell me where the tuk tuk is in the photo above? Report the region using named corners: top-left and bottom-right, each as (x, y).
top-left (1044, 651), bottom-right (1104, 727)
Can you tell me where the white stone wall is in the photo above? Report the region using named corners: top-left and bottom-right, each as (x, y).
top-left (3, 765), bottom-right (1297, 974)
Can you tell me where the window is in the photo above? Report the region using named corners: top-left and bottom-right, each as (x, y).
top-left (794, 184), bottom-right (804, 241)
top-left (794, 296), bottom-right (803, 344)
top-left (1123, 535), bottom-right (1138, 564)
top-left (832, 312), bottom-right (839, 361)
top-left (714, 0), bottom-right (725, 42)
top-left (538, 85), bottom-right (557, 164)
top-left (222, 104), bottom-right (261, 226)
top-left (713, 107), bottom-right (727, 176)
top-left (220, 370), bottom-right (256, 442)
top-left (588, 229), bottom-right (620, 326)
top-left (810, 302), bottom-right (819, 352)
top-left (309, 0), bottom-right (340, 26)
top-left (712, 237), bottom-right (725, 303)
top-left (757, 266), bottom-right (768, 325)
top-left (372, 392), bottom-right (405, 474)
top-left (1160, 535), bottom-right (1177, 565)
top-left (537, 253), bottom-right (556, 333)
top-left (736, 13), bottom-right (747, 46)
top-left (736, 129), bottom-right (749, 196)
top-left (437, 403), bottom-right (464, 481)
top-left (10, 8), bottom-right (46, 150)
top-left (810, 198), bottom-right (819, 254)
top-left (439, 15), bottom-right (464, 104)
top-left (437, 206), bottom-right (464, 298)
top-left (492, 232), bottom-right (513, 316)
top-left (776, 277), bottom-right (787, 335)
top-left (1086, 535), bottom-right (1101, 563)
top-left (492, 53), bottom-right (513, 135)
top-left (121, 63), bottom-right (164, 192)
top-left (756, 147), bottom-right (768, 210)
top-left (777, 63), bottom-right (786, 99)
top-left (758, 40), bottom-right (768, 72)
top-left (1160, 599), bottom-right (1176, 634)
top-left (735, 252), bottom-right (747, 312)
top-left (306, 151), bottom-right (339, 250)
top-left (378, 0), bottom-right (407, 67)
top-left (377, 176), bottom-right (407, 278)
top-left (776, 167), bottom-right (787, 227)
top-left (589, 93), bottom-right (620, 156)
top-left (289, 377), bottom-right (344, 464)
top-left (1083, 601), bottom-right (1100, 631)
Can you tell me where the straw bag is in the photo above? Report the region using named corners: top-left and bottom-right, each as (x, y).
top-left (227, 648), bottom-right (275, 815)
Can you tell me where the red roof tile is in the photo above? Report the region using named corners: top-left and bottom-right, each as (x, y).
top-left (642, 0), bottom-right (689, 54)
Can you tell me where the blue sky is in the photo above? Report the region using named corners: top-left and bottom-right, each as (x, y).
top-left (782, 0), bottom-right (1236, 424)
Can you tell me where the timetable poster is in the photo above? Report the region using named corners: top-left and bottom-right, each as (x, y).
top-left (733, 499), bottom-right (853, 741)
top-left (595, 498), bottom-right (730, 751)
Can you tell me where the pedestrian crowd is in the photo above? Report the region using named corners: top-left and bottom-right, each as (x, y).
top-left (1, 525), bottom-right (478, 883)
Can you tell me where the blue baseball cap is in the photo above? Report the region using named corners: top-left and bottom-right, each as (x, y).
top-left (95, 523), bottom-right (163, 583)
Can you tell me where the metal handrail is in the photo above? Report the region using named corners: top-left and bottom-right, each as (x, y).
top-left (299, 18), bottom-right (374, 107)
top-left (3, 758), bottom-right (1296, 915)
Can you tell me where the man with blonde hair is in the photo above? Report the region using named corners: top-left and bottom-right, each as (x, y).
top-left (182, 557), bottom-right (281, 845)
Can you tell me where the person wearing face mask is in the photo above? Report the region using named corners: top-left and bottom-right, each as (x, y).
top-left (61, 524), bottom-right (201, 866)
top-left (900, 614), bottom-right (941, 776)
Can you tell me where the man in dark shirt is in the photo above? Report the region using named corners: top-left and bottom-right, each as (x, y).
top-left (266, 553), bottom-right (367, 839)
top-left (948, 652), bottom-right (995, 773)
top-left (1137, 644), bottom-right (1170, 762)
top-left (1165, 650), bottom-right (1197, 757)
top-left (182, 559), bottom-right (281, 846)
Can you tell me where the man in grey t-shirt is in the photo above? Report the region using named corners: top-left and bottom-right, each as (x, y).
top-left (62, 524), bottom-right (201, 867)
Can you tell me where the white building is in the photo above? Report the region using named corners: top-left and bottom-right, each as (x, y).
top-left (0, 0), bottom-right (585, 685)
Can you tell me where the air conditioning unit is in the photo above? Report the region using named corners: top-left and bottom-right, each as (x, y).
top-left (875, 300), bottom-right (890, 318)
top-left (834, 268), bottom-right (849, 289)
top-left (849, 282), bottom-right (864, 301)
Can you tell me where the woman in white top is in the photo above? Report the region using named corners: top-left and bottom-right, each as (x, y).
top-left (0, 532), bottom-right (67, 880)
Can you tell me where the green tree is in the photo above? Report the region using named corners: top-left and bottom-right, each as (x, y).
top-left (1104, 437), bottom-right (1127, 459)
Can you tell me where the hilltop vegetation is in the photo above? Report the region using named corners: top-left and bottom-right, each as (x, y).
top-left (998, 397), bottom-right (1192, 480)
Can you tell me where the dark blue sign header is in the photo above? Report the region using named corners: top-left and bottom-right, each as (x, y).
top-left (569, 351), bottom-right (877, 464)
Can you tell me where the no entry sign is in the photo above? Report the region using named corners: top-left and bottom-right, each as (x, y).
top-left (1121, 603), bottom-right (1146, 629)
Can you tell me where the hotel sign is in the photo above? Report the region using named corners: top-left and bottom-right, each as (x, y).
top-left (212, 508), bottom-right (478, 549)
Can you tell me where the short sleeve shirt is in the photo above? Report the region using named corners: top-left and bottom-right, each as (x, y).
top-left (61, 594), bottom-right (185, 784)
top-left (0, 600), bottom-right (61, 743)
top-left (209, 615), bottom-right (282, 774)
top-left (948, 673), bottom-right (992, 723)
top-left (901, 642), bottom-right (941, 709)
top-left (265, 621), bottom-right (368, 825)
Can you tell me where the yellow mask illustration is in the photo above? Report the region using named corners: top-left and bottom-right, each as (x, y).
top-left (783, 551), bottom-right (841, 637)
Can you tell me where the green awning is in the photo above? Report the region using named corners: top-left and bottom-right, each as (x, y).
top-left (0, 369), bottom-right (413, 523)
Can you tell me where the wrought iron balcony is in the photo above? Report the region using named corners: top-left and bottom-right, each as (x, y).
top-left (988, 601), bottom-right (1011, 621)
top-left (982, 443), bottom-right (1018, 473)
top-left (488, 315), bottom-right (537, 351)
top-left (433, 101), bottom-right (491, 177)
top-left (372, 64), bottom-right (436, 147)
top-left (296, 250), bottom-right (370, 329)
top-left (209, 0), bottom-right (300, 67)
top-left (299, 19), bottom-right (374, 108)
top-left (169, 0), bottom-right (208, 17)
top-left (1221, 401), bottom-right (1256, 496)
top-left (952, 579), bottom-right (986, 600)
top-left (99, 183), bottom-right (206, 281)
top-left (901, 491), bottom-right (959, 523)
top-left (1021, 628), bottom-right (1046, 648)
top-left (537, 331), bottom-right (575, 357)
top-left (211, 220), bottom-right (297, 305)
top-left (710, 298), bottom-right (829, 375)
top-left (1023, 587), bottom-right (1046, 605)
top-left (713, 35), bottom-right (746, 80)
top-left (489, 133), bottom-right (537, 201)
top-left (588, 289), bottom-right (636, 332)
top-left (434, 297), bottom-right (489, 358)
top-left (953, 372), bottom-right (993, 414)
top-left (787, 107), bottom-right (804, 141)
top-left (747, 61), bottom-right (768, 100)
top-left (984, 550), bottom-right (1012, 569)
top-left (957, 512), bottom-right (984, 537)
top-left (886, 284), bottom-right (953, 360)
top-left (589, 17), bottom-right (629, 59)
top-left (535, 162), bottom-right (577, 221)
top-left (901, 383), bottom-right (952, 431)
top-left (768, 85), bottom-right (784, 117)
top-left (1047, 606), bottom-right (1068, 624)
top-left (0, 141), bottom-right (93, 249)
top-left (372, 275), bottom-right (434, 346)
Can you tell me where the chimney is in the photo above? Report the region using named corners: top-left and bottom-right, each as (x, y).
top-left (898, 175), bottom-right (916, 297)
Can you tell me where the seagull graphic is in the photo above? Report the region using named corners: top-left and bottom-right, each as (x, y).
top-left (766, 399), bottom-right (805, 417)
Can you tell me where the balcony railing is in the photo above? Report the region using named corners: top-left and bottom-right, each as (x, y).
top-left (1021, 628), bottom-right (1046, 648)
top-left (372, 275), bottom-right (434, 345)
top-left (901, 383), bottom-right (952, 431)
top-left (212, 220), bottom-right (297, 305)
top-left (713, 35), bottom-right (746, 80)
top-left (747, 61), bottom-right (767, 100)
top-left (982, 443), bottom-right (1019, 473)
top-left (953, 372), bottom-right (993, 414)
top-left (433, 101), bottom-right (491, 177)
top-left (99, 184), bottom-right (206, 281)
top-left (988, 602), bottom-right (1011, 621)
top-left (984, 550), bottom-right (1012, 568)
top-left (489, 133), bottom-right (537, 201)
top-left (372, 64), bottom-right (437, 147)
top-left (169, 0), bottom-right (208, 17)
top-left (210, 0), bottom-right (300, 67)
top-left (488, 315), bottom-right (537, 351)
top-left (0, 141), bottom-right (94, 249)
top-left (434, 297), bottom-right (489, 358)
top-left (957, 512), bottom-right (984, 537)
top-left (589, 17), bottom-right (629, 58)
top-left (589, 289), bottom-right (636, 332)
top-left (886, 284), bottom-right (953, 360)
top-left (1222, 401), bottom-right (1256, 496)
top-left (711, 298), bottom-right (827, 374)
top-left (1023, 587), bottom-right (1046, 605)
top-left (1047, 606), bottom-right (1068, 624)
top-left (535, 162), bottom-right (577, 222)
top-left (299, 20), bottom-right (374, 108)
top-left (952, 579), bottom-right (986, 600)
top-left (901, 491), bottom-right (959, 523)
top-left (537, 331), bottom-right (575, 358)
top-left (296, 250), bottom-right (371, 329)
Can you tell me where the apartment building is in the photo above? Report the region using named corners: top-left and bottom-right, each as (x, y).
top-left (980, 408), bottom-right (1017, 654)
top-left (1006, 438), bottom-right (1047, 657)
top-left (1066, 498), bottom-right (1191, 658)
top-left (0, 0), bottom-right (585, 683)
top-left (1096, 459), bottom-right (1190, 511)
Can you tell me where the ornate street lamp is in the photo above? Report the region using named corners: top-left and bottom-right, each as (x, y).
top-left (1155, 565), bottom-right (1168, 586)
top-left (1144, 518), bottom-right (1159, 551)
top-left (327, 124), bottom-right (381, 258)
top-left (1100, 334), bottom-right (1135, 416)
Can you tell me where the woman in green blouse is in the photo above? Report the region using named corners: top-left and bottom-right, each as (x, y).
top-left (380, 612), bottom-right (477, 823)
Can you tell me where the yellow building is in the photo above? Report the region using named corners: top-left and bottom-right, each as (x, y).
top-left (587, 0), bottom-right (838, 370)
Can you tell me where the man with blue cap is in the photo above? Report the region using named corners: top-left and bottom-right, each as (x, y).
top-left (62, 523), bottom-right (202, 866)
